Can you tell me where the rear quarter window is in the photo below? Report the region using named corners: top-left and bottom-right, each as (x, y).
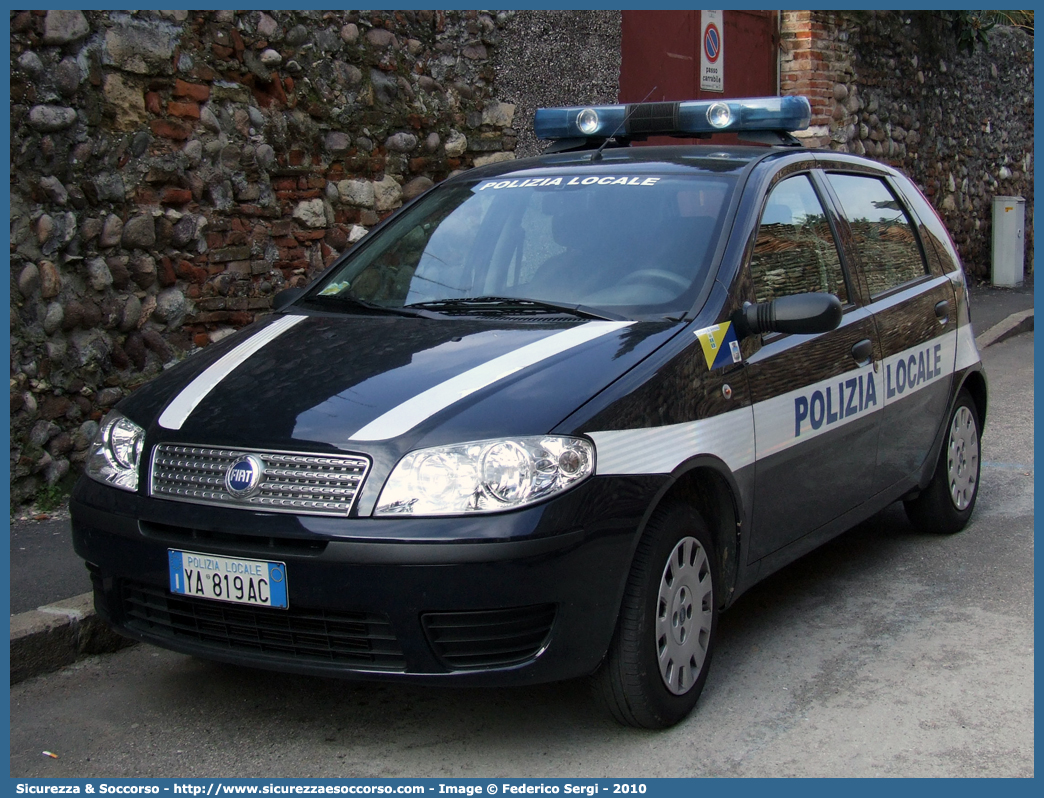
top-left (891, 177), bottom-right (966, 275)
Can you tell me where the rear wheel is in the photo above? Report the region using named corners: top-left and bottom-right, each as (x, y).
top-left (904, 389), bottom-right (981, 534)
top-left (594, 502), bottom-right (718, 728)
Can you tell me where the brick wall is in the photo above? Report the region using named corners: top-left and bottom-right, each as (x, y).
top-left (779, 10), bottom-right (1034, 280)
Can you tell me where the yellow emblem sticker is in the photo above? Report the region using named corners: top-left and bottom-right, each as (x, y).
top-left (695, 321), bottom-right (742, 370)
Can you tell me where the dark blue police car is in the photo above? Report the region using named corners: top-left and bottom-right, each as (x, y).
top-left (72, 96), bottom-right (986, 728)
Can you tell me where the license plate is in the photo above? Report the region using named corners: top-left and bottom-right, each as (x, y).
top-left (168, 550), bottom-right (288, 609)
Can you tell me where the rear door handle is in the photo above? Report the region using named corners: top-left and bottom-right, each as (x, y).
top-left (851, 338), bottom-right (873, 365)
top-left (935, 300), bottom-right (950, 324)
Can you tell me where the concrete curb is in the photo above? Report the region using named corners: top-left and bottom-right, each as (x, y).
top-left (10, 592), bottom-right (135, 685)
top-left (8, 311), bottom-right (1034, 685)
top-left (975, 308), bottom-right (1034, 349)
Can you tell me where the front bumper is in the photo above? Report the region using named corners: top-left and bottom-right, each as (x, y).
top-left (71, 473), bottom-right (663, 685)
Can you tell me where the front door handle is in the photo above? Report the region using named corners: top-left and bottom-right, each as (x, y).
top-left (935, 300), bottom-right (950, 324)
top-left (851, 338), bottom-right (873, 365)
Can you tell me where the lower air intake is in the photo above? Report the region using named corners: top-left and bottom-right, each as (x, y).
top-left (119, 580), bottom-right (405, 670)
top-left (422, 604), bottom-right (557, 670)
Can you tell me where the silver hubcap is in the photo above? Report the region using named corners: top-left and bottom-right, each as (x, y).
top-left (656, 536), bottom-right (713, 695)
top-left (947, 406), bottom-right (979, 511)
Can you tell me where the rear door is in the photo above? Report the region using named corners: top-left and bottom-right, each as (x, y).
top-left (822, 171), bottom-right (958, 494)
top-left (742, 170), bottom-right (882, 562)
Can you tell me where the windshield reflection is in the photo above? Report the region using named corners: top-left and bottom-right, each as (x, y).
top-left (310, 174), bottom-right (736, 320)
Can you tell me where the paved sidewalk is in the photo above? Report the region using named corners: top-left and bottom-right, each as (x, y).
top-left (968, 275), bottom-right (1033, 337)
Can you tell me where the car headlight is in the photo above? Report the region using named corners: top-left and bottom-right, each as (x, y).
top-left (85, 410), bottom-right (146, 492)
top-left (375, 436), bottom-right (595, 516)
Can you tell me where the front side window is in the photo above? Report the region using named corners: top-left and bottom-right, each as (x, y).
top-left (307, 173), bottom-right (738, 319)
top-left (826, 173), bottom-right (929, 296)
top-left (748, 175), bottom-right (849, 304)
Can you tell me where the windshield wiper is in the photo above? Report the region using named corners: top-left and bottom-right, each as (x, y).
top-left (404, 296), bottom-right (624, 321)
top-left (302, 294), bottom-right (440, 319)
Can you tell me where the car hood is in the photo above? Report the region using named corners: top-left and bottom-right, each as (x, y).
top-left (122, 312), bottom-right (681, 456)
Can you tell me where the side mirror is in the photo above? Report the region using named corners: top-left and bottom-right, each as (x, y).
top-left (272, 287), bottom-right (306, 311)
top-left (732, 292), bottom-right (842, 338)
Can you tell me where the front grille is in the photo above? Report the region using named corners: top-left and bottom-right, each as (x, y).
top-left (422, 604), bottom-right (557, 670)
top-left (150, 444), bottom-right (370, 516)
top-left (119, 580), bottom-right (406, 670)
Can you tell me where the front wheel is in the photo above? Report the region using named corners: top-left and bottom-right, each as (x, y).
top-left (904, 389), bottom-right (981, 534)
top-left (594, 502), bottom-right (718, 728)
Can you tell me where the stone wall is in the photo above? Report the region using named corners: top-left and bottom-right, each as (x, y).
top-left (9, 9), bottom-right (524, 505)
top-left (8, 9), bottom-right (622, 506)
top-left (780, 10), bottom-right (1034, 280)
top-left (493, 10), bottom-right (621, 158)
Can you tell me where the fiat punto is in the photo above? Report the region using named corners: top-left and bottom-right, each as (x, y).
top-left (73, 96), bottom-right (986, 728)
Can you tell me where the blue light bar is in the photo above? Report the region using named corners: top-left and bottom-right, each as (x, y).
top-left (534, 96), bottom-right (812, 140)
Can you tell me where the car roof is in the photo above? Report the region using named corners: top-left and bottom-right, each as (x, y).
top-left (458, 144), bottom-right (810, 182)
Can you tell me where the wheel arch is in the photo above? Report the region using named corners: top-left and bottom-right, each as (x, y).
top-left (959, 368), bottom-right (988, 431)
top-left (915, 366), bottom-right (988, 494)
top-left (641, 455), bottom-right (745, 610)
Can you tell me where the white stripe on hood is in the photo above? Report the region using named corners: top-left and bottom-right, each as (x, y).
top-left (158, 315), bottom-right (306, 430)
top-left (349, 321), bottom-right (634, 441)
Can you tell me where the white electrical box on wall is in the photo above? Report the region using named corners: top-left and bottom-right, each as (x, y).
top-left (991, 195), bottom-right (1026, 287)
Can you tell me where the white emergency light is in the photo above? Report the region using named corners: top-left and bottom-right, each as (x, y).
top-left (534, 96), bottom-right (811, 140)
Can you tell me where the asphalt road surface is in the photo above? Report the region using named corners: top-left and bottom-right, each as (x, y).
top-left (10, 517), bottom-right (91, 615)
top-left (11, 333), bottom-right (1033, 778)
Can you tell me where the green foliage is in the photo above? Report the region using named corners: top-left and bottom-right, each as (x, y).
top-left (941, 11), bottom-right (996, 55)
top-left (35, 483), bottom-right (67, 513)
top-left (32, 470), bottom-right (77, 513)
top-left (990, 9), bottom-right (1034, 33)
top-left (940, 10), bottom-right (1034, 55)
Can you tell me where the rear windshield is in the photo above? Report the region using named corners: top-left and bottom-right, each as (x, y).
top-left (310, 172), bottom-right (737, 319)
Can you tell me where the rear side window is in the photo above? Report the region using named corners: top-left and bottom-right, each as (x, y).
top-left (826, 174), bottom-right (929, 296)
top-left (749, 175), bottom-right (849, 304)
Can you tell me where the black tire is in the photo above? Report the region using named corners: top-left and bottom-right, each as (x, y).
top-left (593, 502), bottom-right (718, 729)
top-left (904, 389), bottom-right (981, 534)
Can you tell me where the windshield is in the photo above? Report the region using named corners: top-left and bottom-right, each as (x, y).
top-left (308, 171), bottom-right (737, 319)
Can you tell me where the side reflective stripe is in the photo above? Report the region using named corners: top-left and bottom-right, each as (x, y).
top-left (592, 332), bottom-right (960, 476)
top-left (158, 315), bottom-right (306, 430)
top-left (878, 333), bottom-right (957, 407)
top-left (955, 323), bottom-right (980, 371)
top-left (350, 321), bottom-right (634, 442)
top-left (591, 408), bottom-right (755, 475)
top-left (753, 361), bottom-right (878, 459)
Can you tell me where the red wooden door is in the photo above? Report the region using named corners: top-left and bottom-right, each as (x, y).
top-left (620, 10), bottom-right (778, 103)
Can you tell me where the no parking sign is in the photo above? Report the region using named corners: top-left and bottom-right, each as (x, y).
top-left (700, 10), bottom-right (724, 92)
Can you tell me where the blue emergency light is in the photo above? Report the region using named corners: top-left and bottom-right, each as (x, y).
top-left (534, 96), bottom-right (812, 140)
